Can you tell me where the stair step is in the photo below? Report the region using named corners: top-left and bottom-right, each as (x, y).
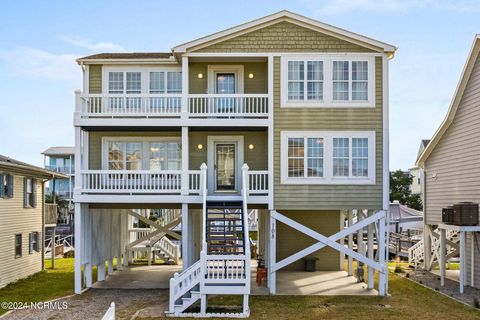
top-left (208, 244), bottom-right (244, 248)
top-left (207, 218), bottom-right (243, 222)
top-left (207, 231), bottom-right (243, 235)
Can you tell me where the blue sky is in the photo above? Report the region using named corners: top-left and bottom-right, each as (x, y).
top-left (0, 0), bottom-right (479, 169)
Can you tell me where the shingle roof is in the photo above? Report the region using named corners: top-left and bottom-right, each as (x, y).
top-left (0, 154), bottom-right (67, 178)
top-left (78, 52), bottom-right (173, 61)
top-left (42, 146), bottom-right (75, 156)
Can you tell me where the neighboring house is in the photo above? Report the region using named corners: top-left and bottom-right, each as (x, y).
top-left (409, 139), bottom-right (430, 197)
top-left (0, 155), bottom-right (65, 289)
top-left (416, 34), bottom-right (480, 293)
top-left (42, 147), bottom-right (75, 202)
top-left (389, 201), bottom-right (423, 236)
top-left (72, 11), bottom-right (396, 317)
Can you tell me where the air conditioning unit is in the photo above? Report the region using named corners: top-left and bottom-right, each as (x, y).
top-left (452, 202), bottom-right (479, 226)
top-left (442, 207), bottom-right (454, 225)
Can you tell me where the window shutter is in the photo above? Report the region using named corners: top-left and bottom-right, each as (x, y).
top-left (29, 233), bottom-right (33, 254)
top-left (23, 177), bottom-right (28, 208)
top-left (32, 179), bottom-right (37, 208)
top-left (0, 174), bottom-right (4, 197)
top-left (7, 175), bottom-right (13, 198)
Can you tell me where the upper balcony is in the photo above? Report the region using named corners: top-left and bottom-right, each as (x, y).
top-left (74, 57), bottom-right (272, 127)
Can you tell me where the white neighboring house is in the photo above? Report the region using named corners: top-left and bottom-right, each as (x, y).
top-left (0, 155), bottom-right (66, 288)
top-left (409, 139), bottom-right (430, 197)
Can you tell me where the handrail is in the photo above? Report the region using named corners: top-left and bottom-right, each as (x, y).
top-left (241, 164), bottom-right (251, 256)
top-left (200, 163), bottom-right (208, 252)
top-left (169, 259), bottom-right (203, 313)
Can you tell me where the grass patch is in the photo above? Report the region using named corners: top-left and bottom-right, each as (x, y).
top-left (0, 258), bottom-right (74, 315)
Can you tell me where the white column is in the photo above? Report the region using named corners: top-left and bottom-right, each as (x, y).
top-left (181, 127), bottom-right (189, 195)
top-left (357, 210), bottom-right (364, 279)
top-left (378, 214), bottom-right (386, 296)
top-left (460, 231), bottom-right (466, 293)
top-left (74, 128), bottom-right (82, 192)
top-left (85, 207), bottom-right (93, 287)
top-left (339, 210), bottom-right (345, 270)
top-left (367, 211), bottom-right (374, 289)
top-left (181, 56), bottom-right (189, 120)
top-left (268, 210), bottom-right (276, 294)
top-left (440, 228), bottom-right (446, 287)
top-left (267, 55), bottom-right (274, 210)
top-left (74, 203), bottom-right (82, 293)
top-left (471, 232), bottom-right (475, 288)
top-left (424, 225), bottom-right (432, 270)
top-left (347, 211), bottom-right (353, 276)
top-left (182, 203), bottom-right (189, 270)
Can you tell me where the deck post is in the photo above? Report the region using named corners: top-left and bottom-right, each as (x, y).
top-left (378, 213), bottom-right (386, 296)
top-left (181, 126), bottom-right (189, 195)
top-left (98, 261), bottom-right (106, 281)
top-left (243, 294), bottom-right (249, 315)
top-left (347, 211), bottom-right (353, 276)
top-left (471, 232), bottom-right (475, 287)
top-left (460, 231), bottom-right (466, 293)
top-left (74, 202), bottom-right (82, 293)
top-left (268, 210), bottom-right (276, 294)
top-left (85, 208), bottom-right (93, 287)
top-left (356, 210), bottom-right (364, 281)
top-left (423, 224), bottom-right (432, 270)
top-left (339, 210), bottom-right (345, 270)
top-left (440, 228), bottom-right (446, 287)
top-left (367, 210), bottom-right (374, 289)
top-left (181, 203), bottom-right (189, 270)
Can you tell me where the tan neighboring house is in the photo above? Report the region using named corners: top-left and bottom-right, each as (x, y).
top-left (415, 34), bottom-right (480, 293)
top-left (72, 11), bottom-right (396, 317)
top-left (0, 155), bottom-right (66, 289)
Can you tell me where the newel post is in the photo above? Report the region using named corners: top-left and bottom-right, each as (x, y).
top-left (74, 89), bottom-right (82, 113)
top-left (242, 163), bottom-right (249, 196)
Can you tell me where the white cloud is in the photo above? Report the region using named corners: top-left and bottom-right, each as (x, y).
top-left (304, 0), bottom-right (480, 15)
top-left (60, 36), bottom-right (126, 52)
top-left (0, 47), bottom-right (79, 81)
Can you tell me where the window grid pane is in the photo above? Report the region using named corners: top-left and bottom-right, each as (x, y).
top-left (352, 138), bottom-right (368, 177)
top-left (108, 72), bottom-right (124, 94)
top-left (149, 72), bottom-right (165, 93)
top-left (307, 61), bottom-right (323, 101)
top-left (352, 61), bottom-right (368, 101)
top-left (108, 142), bottom-right (125, 170)
top-left (307, 137), bottom-right (324, 177)
top-left (287, 138), bottom-right (304, 177)
top-left (333, 138), bottom-right (349, 177)
top-left (333, 61), bottom-right (349, 101)
top-left (126, 72), bottom-right (141, 93)
top-left (167, 72), bottom-right (182, 93)
top-left (126, 142), bottom-right (142, 170)
top-left (287, 61), bottom-right (304, 101)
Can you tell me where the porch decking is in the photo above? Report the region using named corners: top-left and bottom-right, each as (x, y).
top-left (91, 262), bottom-right (376, 296)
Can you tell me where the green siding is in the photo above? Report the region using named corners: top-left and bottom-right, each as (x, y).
top-left (196, 21), bottom-right (374, 53)
top-left (189, 62), bottom-right (268, 94)
top-left (188, 131), bottom-right (267, 170)
top-left (273, 57), bottom-right (384, 210)
top-left (89, 65), bottom-right (102, 93)
top-left (276, 210), bottom-right (341, 271)
top-left (88, 131), bottom-right (267, 171)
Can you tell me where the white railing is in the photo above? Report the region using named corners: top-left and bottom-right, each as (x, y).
top-left (188, 94), bottom-right (269, 118)
top-left (248, 170), bottom-right (268, 195)
top-left (81, 170), bottom-right (181, 193)
top-left (188, 170), bottom-right (202, 194)
top-left (80, 94), bottom-right (182, 117)
top-left (204, 254), bottom-right (249, 283)
top-left (169, 259), bottom-right (203, 313)
top-left (101, 302), bottom-right (115, 320)
top-left (155, 237), bottom-right (181, 264)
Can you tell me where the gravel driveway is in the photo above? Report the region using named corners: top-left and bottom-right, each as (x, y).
top-left (2, 289), bottom-right (169, 320)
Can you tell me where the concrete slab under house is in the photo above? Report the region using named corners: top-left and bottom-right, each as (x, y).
top-left (72, 10), bottom-right (396, 318)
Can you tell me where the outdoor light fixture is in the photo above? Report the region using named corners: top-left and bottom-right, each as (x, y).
top-left (248, 73), bottom-right (254, 79)
top-left (197, 144), bottom-right (204, 150)
top-left (248, 143), bottom-right (255, 150)
top-left (198, 73), bottom-right (203, 79)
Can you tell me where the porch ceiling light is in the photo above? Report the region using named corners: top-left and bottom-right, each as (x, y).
top-left (248, 73), bottom-right (254, 79)
top-left (248, 143), bottom-right (255, 150)
top-left (197, 144), bottom-right (204, 150)
top-left (198, 73), bottom-right (203, 79)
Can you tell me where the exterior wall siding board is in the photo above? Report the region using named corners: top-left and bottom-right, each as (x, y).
top-left (0, 175), bottom-right (43, 288)
top-left (89, 65), bottom-right (102, 94)
top-left (196, 22), bottom-right (375, 53)
top-left (273, 57), bottom-right (383, 210)
top-left (424, 55), bottom-right (480, 226)
top-left (276, 210), bottom-right (341, 271)
top-left (189, 62), bottom-right (268, 94)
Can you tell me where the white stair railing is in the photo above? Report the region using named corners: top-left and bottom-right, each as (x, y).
top-left (169, 259), bottom-right (203, 314)
top-left (155, 237), bottom-right (181, 264)
top-left (101, 302), bottom-right (115, 320)
top-left (408, 229), bottom-right (459, 269)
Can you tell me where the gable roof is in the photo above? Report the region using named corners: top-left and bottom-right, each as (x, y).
top-left (172, 10), bottom-right (397, 54)
top-left (415, 139), bottom-right (430, 162)
top-left (0, 155), bottom-right (68, 179)
top-left (417, 34), bottom-right (480, 167)
top-left (42, 146), bottom-right (75, 156)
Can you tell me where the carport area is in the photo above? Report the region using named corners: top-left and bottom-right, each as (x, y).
top-left (92, 264), bottom-right (182, 289)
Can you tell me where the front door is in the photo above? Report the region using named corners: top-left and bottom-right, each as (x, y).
top-left (215, 143), bottom-right (236, 191)
top-left (215, 73), bottom-right (236, 94)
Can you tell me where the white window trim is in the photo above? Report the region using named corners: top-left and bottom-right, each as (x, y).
top-left (280, 55), bottom-right (375, 108)
top-left (102, 66), bottom-right (182, 95)
top-left (280, 131), bottom-right (376, 185)
top-left (101, 136), bottom-right (182, 171)
top-left (207, 65), bottom-right (244, 94)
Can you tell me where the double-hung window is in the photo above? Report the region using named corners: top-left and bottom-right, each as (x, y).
top-left (287, 60), bottom-right (324, 102)
top-left (281, 131), bottom-right (374, 184)
top-left (108, 71), bottom-right (142, 110)
top-left (126, 72), bottom-right (142, 110)
top-left (107, 141), bottom-right (142, 170)
top-left (282, 56), bottom-right (373, 107)
top-left (29, 232), bottom-right (39, 254)
top-left (24, 178), bottom-right (36, 208)
top-left (149, 71), bottom-right (182, 112)
top-left (15, 234), bottom-right (22, 258)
